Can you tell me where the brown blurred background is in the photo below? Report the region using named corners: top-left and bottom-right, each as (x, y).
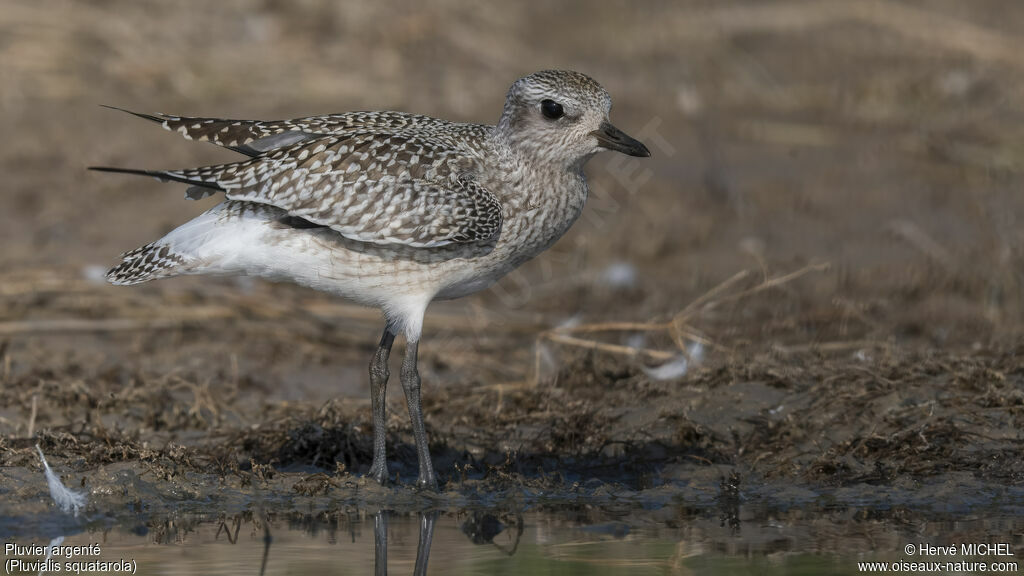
top-left (3, 0), bottom-right (1024, 391)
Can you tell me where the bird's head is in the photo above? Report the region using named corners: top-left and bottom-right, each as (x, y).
top-left (496, 70), bottom-right (650, 170)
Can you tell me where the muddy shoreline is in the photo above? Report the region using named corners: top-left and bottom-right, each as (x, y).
top-left (3, 328), bottom-right (1023, 538)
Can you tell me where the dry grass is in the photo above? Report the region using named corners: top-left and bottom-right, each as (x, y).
top-left (534, 262), bottom-right (831, 379)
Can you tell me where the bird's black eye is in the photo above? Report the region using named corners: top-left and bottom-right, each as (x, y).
top-left (540, 99), bottom-right (564, 120)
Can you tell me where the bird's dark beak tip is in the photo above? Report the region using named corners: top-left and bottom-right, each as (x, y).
top-left (594, 121), bottom-right (652, 158)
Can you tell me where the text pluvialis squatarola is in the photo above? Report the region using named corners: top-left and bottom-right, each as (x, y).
top-left (91, 70), bottom-right (650, 490)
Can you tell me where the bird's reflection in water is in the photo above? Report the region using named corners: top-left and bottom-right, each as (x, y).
top-left (212, 507), bottom-right (519, 574)
top-left (374, 511), bottom-right (438, 576)
top-left (461, 511), bottom-right (524, 556)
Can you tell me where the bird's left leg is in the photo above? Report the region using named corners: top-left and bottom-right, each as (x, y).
top-left (400, 338), bottom-right (438, 490)
top-left (367, 326), bottom-right (396, 484)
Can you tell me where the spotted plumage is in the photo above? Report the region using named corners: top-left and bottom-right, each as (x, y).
top-left (92, 70), bottom-right (651, 490)
top-left (96, 130), bottom-right (502, 247)
top-left (107, 242), bottom-right (190, 285)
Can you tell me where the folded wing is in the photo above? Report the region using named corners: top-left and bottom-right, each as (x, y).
top-left (92, 132), bottom-right (502, 248)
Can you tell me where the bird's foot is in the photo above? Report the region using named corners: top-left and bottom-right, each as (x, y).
top-left (416, 472), bottom-right (439, 492)
top-left (367, 460), bottom-right (388, 485)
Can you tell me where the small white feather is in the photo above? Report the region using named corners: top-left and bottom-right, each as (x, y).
top-left (36, 445), bottom-right (86, 517)
top-left (642, 342), bottom-right (704, 381)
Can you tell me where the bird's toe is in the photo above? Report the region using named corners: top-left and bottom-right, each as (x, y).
top-left (367, 462), bottom-right (388, 485)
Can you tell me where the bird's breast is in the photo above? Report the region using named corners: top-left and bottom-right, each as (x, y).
top-left (501, 172), bottom-right (586, 247)
top-left (433, 167), bottom-right (588, 301)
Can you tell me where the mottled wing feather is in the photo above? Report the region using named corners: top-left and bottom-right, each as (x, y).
top-left (143, 110), bottom-right (460, 153)
top-left (118, 112), bottom-right (276, 150)
top-left (160, 132), bottom-right (502, 247)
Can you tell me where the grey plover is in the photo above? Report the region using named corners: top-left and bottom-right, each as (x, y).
top-left (91, 70), bottom-right (650, 490)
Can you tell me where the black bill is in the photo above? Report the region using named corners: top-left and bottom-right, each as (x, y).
top-left (592, 121), bottom-right (651, 157)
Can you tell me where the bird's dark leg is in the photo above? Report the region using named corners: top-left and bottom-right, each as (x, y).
top-left (400, 339), bottom-right (438, 490)
top-left (373, 510), bottom-right (388, 576)
top-left (413, 511), bottom-right (438, 576)
top-left (367, 327), bottom-right (396, 484)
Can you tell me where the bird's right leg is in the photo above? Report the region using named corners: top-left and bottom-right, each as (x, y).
top-left (367, 326), bottom-right (396, 484)
top-left (413, 511), bottom-right (438, 575)
top-left (373, 510), bottom-right (388, 576)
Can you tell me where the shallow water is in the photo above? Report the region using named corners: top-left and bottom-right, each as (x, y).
top-left (5, 498), bottom-right (1024, 576)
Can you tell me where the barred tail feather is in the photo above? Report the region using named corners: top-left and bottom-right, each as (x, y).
top-left (106, 201), bottom-right (293, 287)
top-left (106, 242), bottom-right (192, 285)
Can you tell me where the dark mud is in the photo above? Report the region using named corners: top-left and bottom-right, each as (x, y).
top-left (2, 319), bottom-right (1023, 539)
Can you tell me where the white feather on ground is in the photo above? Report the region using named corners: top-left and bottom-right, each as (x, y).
top-left (642, 342), bottom-right (704, 381)
top-left (35, 445), bottom-right (86, 517)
